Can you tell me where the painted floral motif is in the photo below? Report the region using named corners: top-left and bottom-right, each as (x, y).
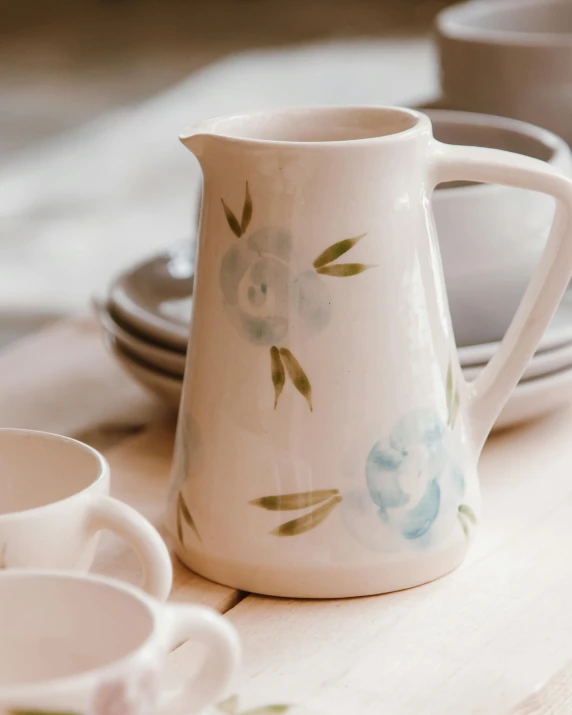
top-left (458, 503), bottom-right (477, 537)
top-left (220, 182), bottom-right (373, 410)
top-left (251, 362), bottom-right (476, 545)
top-left (0, 544), bottom-right (7, 569)
top-left (364, 409), bottom-right (464, 541)
top-left (446, 360), bottom-right (461, 430)
top-left (170, 409), bottom-right (202, 546)
top-left (250, 490), bottom-right (342, 536)
top-left (217, 695), bottom-right (291, 714)
top-left (343, 392), bottom-right (476, 552)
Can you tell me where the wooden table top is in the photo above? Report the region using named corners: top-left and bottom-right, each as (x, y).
top-left (7, 314), bottom-right (572, 715)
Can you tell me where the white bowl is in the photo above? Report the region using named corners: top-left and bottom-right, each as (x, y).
top-left (427, 109), bottom-right (572, 347)
top-left (436, 0), bottom-right (572, 144)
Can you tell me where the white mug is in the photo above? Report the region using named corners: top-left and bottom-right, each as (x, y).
top-left (0, 429), bottom-right (172, 600)
top-left (0, 570), bottom-right (241, 715)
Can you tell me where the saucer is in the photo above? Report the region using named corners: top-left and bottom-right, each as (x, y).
top-left (105, 336), bottom-right (182, 407)
top-left (97, 303), bottom-right (186, 377)
top-left (108, 245), bottom-right (193, 352)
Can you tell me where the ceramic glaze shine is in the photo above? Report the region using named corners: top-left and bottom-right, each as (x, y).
top-left (167, 106), bottom-right (572, 598)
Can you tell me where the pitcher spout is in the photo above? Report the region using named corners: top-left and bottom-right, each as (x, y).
top-left (179, 129), bottom-right (212, 160)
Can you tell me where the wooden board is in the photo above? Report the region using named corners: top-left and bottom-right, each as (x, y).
top-left (168, 407), bottom-right (572, 714)
top-left (3, 316), bottom-right (572, 714)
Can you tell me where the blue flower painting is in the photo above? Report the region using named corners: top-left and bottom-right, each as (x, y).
top-left (342, 408), bottom-right (471, 552)
top-left (219, 181), bottom-right (374, 411)
top-left (219, 228), bottom-right (332, 347)
top-left (366, 410), bottom-right (455, 540)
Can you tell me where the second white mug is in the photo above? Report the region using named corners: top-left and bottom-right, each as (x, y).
top-left (0, 569), bottom-right (241, 715)
top-left (0, 429), bottom-right (172, 600)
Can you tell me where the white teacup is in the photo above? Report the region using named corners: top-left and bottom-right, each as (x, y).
top-left (0, 570), bottom-right (241, 715)
top-left (0, 429), bottom-right (172, 600)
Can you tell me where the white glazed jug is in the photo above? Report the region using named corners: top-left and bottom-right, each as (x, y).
top-left (167, 106), bottom-right (572, 598)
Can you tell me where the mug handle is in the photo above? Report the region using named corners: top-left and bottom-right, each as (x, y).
top-left (86, 495), bottom-right (173, 600)
top-left (160, 603), bottom-right (241, 715)
top-left (430, 140), bottom-right (572, 454)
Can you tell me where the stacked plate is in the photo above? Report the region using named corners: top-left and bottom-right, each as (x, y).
top-left (99, 246), bottom-right (572, 432)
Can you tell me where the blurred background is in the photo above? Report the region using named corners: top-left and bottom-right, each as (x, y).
top-left (8, 0), bottom-right (572, 429)
top-left (0, 0), bottom-right (454, 345)
top-left (2, 0), bottom-right (452, 154)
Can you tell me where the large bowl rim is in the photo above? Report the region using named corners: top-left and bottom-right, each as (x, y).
top-left (437, 0), bottom-right (572, 48)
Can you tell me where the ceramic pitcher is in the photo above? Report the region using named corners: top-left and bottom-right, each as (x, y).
top-left (167, 106), bottom-right (572, 598)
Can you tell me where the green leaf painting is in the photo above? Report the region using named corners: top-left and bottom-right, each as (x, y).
top-left (177, 492), bottom-right (201, 543)
top-left (446, 359), bottom-right (461, 430)
top-left (271, 496), bottom-right (342, 536)
top-left (240, 181), bottom-right (253, 234)
top-left (251, 489), bottom-right (342, 537)
top-left (316, 263), bottom-right (373, 277)
top-left (221, 199), bottom-right (242, 238)
top-left (458, 504), bottom-right (477, 524)
top-left (458, 504), bottom-right (477, 539)
top-left (446, 362), bottom-right (453, 409)
top-left (250, 489), bottom-right (340, 511)
top-left (216, 698), bottom-right (291, 715)
top-left (312, 234), bottom-right (374, 278)
top-left (458, 513), bottom-right (470, 538)
top-left (270, 346), bottom-right (286, 409)
top-left (0, 544), bottom-right (6, 569)
top-left (313, 233), bottom-right (366, 269)
top-left (279, 348), bottom-right (312, 411)
top-left (269, 346), bottom-right (311, 411)
top-left (222, 181), bottom-right (252, 238)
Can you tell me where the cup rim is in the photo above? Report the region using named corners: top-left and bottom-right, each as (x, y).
top-left (0, 569), bottom-right (160, 699)
top-left (180, 105), bottom-right (431, 148)
top-left (437, 0), bottom-right (572, 48)
top-left (0, 428), bottom-right (109, 521)
top-left (425, 108), bottom-right (571, 198)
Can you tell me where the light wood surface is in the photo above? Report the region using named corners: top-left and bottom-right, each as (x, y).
top-left (4, 315), bottom-right (572, 714)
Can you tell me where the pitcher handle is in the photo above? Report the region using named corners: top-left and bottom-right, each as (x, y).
top-left (430, 140), bottom-right (572, 454)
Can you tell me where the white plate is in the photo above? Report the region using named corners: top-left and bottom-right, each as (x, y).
top-left (108, 246), bottom-right (194, 352)
top-left (96, 304), bottom-right (186, 378)
top-left (109, 336), bottom-right (572, 432)
top-left (458, 289), bottom-right (572, 366)
top-left (463, 339), bottom-right (572, 383)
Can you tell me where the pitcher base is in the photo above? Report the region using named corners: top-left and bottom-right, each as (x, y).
top-left (172, 542), bottom-right (469, 598)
